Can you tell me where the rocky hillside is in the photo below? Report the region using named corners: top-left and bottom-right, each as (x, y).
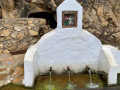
top-left (0, 0), bottom-right (120, 46)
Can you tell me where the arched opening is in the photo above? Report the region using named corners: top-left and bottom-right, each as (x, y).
top-left (29, 12), bottom-right (57, 29)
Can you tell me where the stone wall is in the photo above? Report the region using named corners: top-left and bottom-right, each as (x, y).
top-left (0, 18), bottom-right (51, 54)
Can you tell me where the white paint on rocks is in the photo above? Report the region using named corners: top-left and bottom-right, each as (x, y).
top-left (23, 0), bottom-right (120, 87)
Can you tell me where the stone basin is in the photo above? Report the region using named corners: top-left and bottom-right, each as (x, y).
top-left (0, 74), bottom-right (106, 90)
top-left (1, 74), bottom-right (120, 90)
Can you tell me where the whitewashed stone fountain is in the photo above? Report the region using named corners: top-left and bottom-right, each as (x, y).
top-left (23, 0), bottom-right (120, 87)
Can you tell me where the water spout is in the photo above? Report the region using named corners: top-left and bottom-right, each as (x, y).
top-left (88, 69), bottom-right (93, 86)
top-left (86, 69), bottom-right (99, 88)
top-left (67, 67), bottom-right (71, 84)
top-left (45, 67), bottom-right (56, 90)
top-left (49, 67), bottom-right (52, 85)
top-left (66, 67), bottom-right (77, 89)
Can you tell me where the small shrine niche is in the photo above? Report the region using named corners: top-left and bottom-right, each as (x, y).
top-left (57, 0), bottom-right (83, 30)
top-left (62, 11), bottom-right (78, 28)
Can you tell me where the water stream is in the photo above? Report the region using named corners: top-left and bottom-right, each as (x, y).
top-left (45, 67), bottom-right (55, 90)
top-left (88, 70), bottom-right (93, 86)
top-left (66, 67), bottom-right (77, 89)
top-left (68, 70), bottom-right (71, 84)
top-left (50, 71), bottom-right (51, 85)
top-left (86, 69), bottom-right (99, 88)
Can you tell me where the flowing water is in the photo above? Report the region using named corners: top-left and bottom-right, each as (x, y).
top-left (45, 71), bottom-right (52, 90)
top-left (45, 68), bottom-right (56, 90)
top-left (86, 70), bottom-right (99, 88)
top-left (68, 70), bottom-right (71, 84)
top-left (88, 70), bottom-right (93, 86)
top-left (50, 71), bottom-right (51, 85)
top-left (66, 67), bottom-right (77, 89)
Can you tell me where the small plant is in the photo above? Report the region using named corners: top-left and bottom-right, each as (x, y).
top-left (117, 74), bottom-right (120, 85)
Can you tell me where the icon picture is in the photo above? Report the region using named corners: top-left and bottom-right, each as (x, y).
top-left (62, 11), bottom-right (77, 28)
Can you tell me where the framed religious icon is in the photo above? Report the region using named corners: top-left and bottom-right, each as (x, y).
top-left (62, 11), bottom-right (78, 28)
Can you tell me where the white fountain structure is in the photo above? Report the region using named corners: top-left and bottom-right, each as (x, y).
top-left (22, 0), bottom-right (120, 87)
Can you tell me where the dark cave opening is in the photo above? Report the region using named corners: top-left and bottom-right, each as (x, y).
top-left (29, 12), bottom-right (57, 29)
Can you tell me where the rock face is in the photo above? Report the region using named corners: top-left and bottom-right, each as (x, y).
top-left (0, 0), bottom-right (30, 18)
top-left (0, 18), bottom-right (52, 54)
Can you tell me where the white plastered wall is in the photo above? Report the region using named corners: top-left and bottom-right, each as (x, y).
top-left (99, 45), bottom-right (120, 85)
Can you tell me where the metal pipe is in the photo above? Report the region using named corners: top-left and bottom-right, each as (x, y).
top-left (49, 67), bottom-right (52, 71)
